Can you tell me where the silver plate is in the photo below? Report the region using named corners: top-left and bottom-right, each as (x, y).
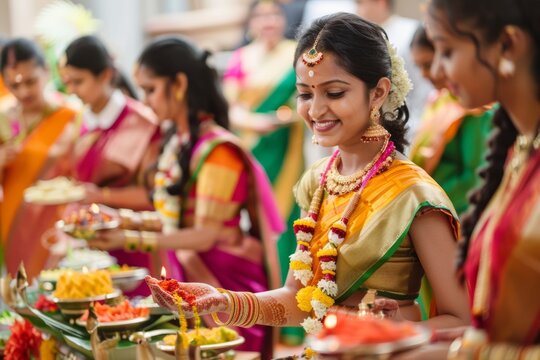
top-left (51, 289), bottom-right (122, 317)
top-left (306, 325), bottom-right (431, 356)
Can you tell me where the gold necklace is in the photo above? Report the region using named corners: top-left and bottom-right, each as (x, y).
top-left (325, 140), bottom-right (390, 195)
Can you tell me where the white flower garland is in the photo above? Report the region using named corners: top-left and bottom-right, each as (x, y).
top-left (382, 40), bottom-right (413, 116)
top-left (153, 134), bottom-right (182, 234)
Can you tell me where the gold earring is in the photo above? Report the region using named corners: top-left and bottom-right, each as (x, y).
top-left (311, 134), bottom-right (319, 145)
top-left (498, 58), bottom-right (515, 78)
top-left (360, 108), bottom-right (389, 143)
top-left (175, 91), bottom-right (184, 102)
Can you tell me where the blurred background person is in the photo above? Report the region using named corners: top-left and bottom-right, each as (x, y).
top-left (356, 0), bottom-right (432, 146)
top-left (408, 25), bottom-right (493, 216)
top-left (89, 37), bottom-right (284, 357)
top-left (0, 38), bottom-right (77, 278)
top-left (61, 35), bottom-right (160, 210)
top-left (60, 35), bottom-right (162, 294)
top-left (223, 0), bottom-right (305, 344)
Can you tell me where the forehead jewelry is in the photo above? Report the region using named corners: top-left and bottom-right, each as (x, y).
top-left (302, 30), bottom-right (324, 77)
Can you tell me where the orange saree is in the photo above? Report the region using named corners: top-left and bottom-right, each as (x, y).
top-left (1, 106), bottom-right (76, 278)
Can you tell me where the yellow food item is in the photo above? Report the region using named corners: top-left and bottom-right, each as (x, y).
top-left (53, 270), bottom-right (114, 299)
top-left (163, 327), bottom-right (238, 346)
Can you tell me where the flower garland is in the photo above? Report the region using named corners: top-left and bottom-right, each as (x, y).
top-left (291, 139), bottom-right (396, 334)
top-left (153, 132), bottom-right (188, 234)
top-left (382, 40), bottom-right (413, 116)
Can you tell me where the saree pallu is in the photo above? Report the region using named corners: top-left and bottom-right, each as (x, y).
top-left (410, 90), bottom-right (492, 214)
top-left (465, 148), bottom-right (540, 345)
top-left (1, 106), bottom-right (76, 278)
top-left (168, 126), bottom-right (283, 358)
top-left (74, 98), bottom-right (160, 295)
top-left (74, 98), bottom-right (159, 187)
top-left (295, 158), bottom-right (459, 303)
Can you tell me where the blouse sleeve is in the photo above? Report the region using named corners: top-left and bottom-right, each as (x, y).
top-left (293, 157), bottom-right (328, 212)
top-left (194, 143), bottom-right (247, 226)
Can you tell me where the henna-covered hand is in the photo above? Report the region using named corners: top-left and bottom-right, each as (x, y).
top-left (145, 276), bottom-right (228, 317)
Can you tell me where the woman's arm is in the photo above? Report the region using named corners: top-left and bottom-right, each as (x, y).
top-left (408, 210), bottom-right (471, 329)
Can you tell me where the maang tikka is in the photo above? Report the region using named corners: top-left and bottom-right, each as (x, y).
top-left (303, 29), bottom-right (324, 77)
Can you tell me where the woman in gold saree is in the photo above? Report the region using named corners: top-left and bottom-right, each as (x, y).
top-left (147, 13), bottom-right (469, 339)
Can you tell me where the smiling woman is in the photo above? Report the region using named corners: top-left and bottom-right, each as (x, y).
top-left (145, 12), bottom-right (470, 353)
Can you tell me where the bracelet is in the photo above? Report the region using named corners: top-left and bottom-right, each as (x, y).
top-left (140, 211), bottom-right (161, 231)
top-left (211, 289), bottom-right (235, 326)
top-left (140, 231), bottom-right (158, 252)
top-left (123, 230), bottom-right (141, 252)
top-left (210, 289), bottom-right (260, 328)
top-left (119, 208), bottom-right (135, 229)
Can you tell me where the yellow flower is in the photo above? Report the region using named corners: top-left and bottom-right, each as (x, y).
top-left (322, 270), bottom-right (336, 276)
top-left (290, 261), bottom-right (311, 271)
top-left (304, 347), bottom-right (317, 359)
top-left (316, 247), bottom-right (338, 257)
top-left (312, 287), bottom-right (335, 307)
top-left (296, 286), bottom-right (316, 312)
top-left (40, 338), bottom-right (57, 360)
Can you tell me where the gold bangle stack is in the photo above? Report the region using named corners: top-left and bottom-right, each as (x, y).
top-left (123, 230), bottom-right (141, 252)
top-left (141, 211), bottom-right (161, 232)
top-left (210, 289), bottom-right (260, 328)
top-left (140, 231), bottom-right (158, 252)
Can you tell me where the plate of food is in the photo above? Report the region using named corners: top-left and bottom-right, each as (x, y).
top-left (306, 311), bottom-right (432, 356)
top-left (155, 327), bottom-right (243, 357)
top-left (24, 177), bottom-right (86, 205)
top-left (57, 204), bottom-right (118, 240)
top-left (75, 300), bottom-right (151, 332)
top-left (51, 269), bottom-right (120, 317)
top-left (107, 265), bottom-right (149, 292)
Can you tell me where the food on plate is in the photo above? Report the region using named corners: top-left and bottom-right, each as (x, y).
top-left (53, 269), bottom-right (114, 299)
top-left (316, 310), bottom-right (418, 345)
top-left (162, 327), bottom-right (239, 346)
top-left (79, 300), bottom-right (149, 322)
top-left (24, 177), bottom-right (85, 204)
top-left (60, 204), bottom-right (116, 239)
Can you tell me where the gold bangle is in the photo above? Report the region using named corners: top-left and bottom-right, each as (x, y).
top-left (119, 208), bottom-right (136, 229)
top-left (123, 230), bottom-right (141, 252)
top-left (140, 231), bottom-right (158, 252)
top-left (211, 289), bottom-right (236, 326)
top-left (141, 211), bottom-right (161, 231)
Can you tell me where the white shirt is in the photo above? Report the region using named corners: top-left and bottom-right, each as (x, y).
top-left (83, 90), bottom-right (126, 132)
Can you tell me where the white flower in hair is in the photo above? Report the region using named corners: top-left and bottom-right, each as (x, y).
top-left (382, 40), bottom-right (413, 116)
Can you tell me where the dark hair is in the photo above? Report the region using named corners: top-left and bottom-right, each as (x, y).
top-left (428, 0), bottom-right (539, 272)
top-left (138, 37), bottom-right (229, 224)
top-left (410, 25), bottom-right (434, 51)
top-left (64, 35), bottom-right (113, 75)
top-left (0, 38), bottom-right (46, 74)
top-left (294, 12), bottom-right (409, 153)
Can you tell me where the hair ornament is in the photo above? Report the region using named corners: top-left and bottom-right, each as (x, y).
top-left (302, 30), bottom-right (324, 67)
top-left (382, 39), bottom-right (413, 116)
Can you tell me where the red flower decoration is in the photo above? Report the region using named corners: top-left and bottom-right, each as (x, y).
top-left (34, 294), bottom-right (59, 313)
top-left (4, 320), bottom-right (42, 360)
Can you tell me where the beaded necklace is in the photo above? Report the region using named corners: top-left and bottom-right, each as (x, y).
top-left (291, 139), bottom-right (396, 334)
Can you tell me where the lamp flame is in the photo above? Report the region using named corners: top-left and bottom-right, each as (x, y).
top-left (160, 266), bottom-right (167, 280)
